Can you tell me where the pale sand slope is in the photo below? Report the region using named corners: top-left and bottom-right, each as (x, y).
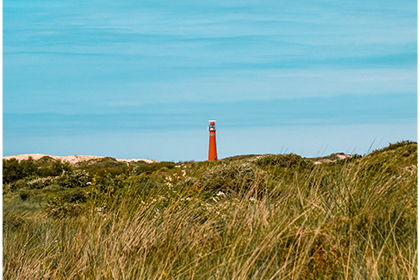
top-left (313, 153), bottom-right (351, 165)
top-left (3, 154), bottom-right (158, 164)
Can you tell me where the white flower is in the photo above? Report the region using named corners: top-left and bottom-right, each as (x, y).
top-left (216, 191), bottom-right (225, 197)
top-left (249, 197), bottom-right (256, 202)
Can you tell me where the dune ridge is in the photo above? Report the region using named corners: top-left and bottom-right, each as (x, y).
top-left (3, 153), bottom-right (157, 164)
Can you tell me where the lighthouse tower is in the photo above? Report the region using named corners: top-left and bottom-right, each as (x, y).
top-left (208, 121), bottom-right (218, 161)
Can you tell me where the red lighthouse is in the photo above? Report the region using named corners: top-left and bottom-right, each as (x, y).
top-left (208, 121), bottom-right (218, 161)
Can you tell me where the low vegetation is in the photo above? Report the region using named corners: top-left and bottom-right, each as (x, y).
top-left (3, 141), bottom-right (417, 279)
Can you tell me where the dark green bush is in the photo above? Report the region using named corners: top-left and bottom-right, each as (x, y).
top-left (58, 170), bottom-right (91, 188)
top-left (3, 157), bottom-right (38, 184)
top-left (201, 162), bottom-right (264, 193)
top-left (255, 153), bottom-right (313, 169)
top-left (3, 156), bottom-right (64, 179)
top-left (38, 159), bottom-right (72, 177)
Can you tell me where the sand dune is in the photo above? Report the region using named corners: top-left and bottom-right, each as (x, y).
top-left (3, 154), bottom-right (157, 164)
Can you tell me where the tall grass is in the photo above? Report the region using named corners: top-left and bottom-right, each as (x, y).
top-left (3, 142), bottom-right (417, 279)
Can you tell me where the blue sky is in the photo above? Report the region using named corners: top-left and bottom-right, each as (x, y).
top-left (3, 0), bottom-right (417, 161)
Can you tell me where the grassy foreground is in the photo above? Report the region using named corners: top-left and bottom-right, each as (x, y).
top-left (3, 141), bottom-right (417, 279)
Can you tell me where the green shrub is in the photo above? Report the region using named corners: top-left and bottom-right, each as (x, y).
top-left (201, 162), bottom-right (265, 193)
top-left (3, 157), bottom-right (74, 190)
top-left (38, 159), bottom-right (72, 177)
top-left (3, 158), bottom-right (21, 183)
top-left (58, 170), bottom-right (91, 188)
top-left (255, 153), bottom-right (313, 169)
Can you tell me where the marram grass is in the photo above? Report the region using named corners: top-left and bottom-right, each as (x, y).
top-left (3, 142), bottom-right (417, 279)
